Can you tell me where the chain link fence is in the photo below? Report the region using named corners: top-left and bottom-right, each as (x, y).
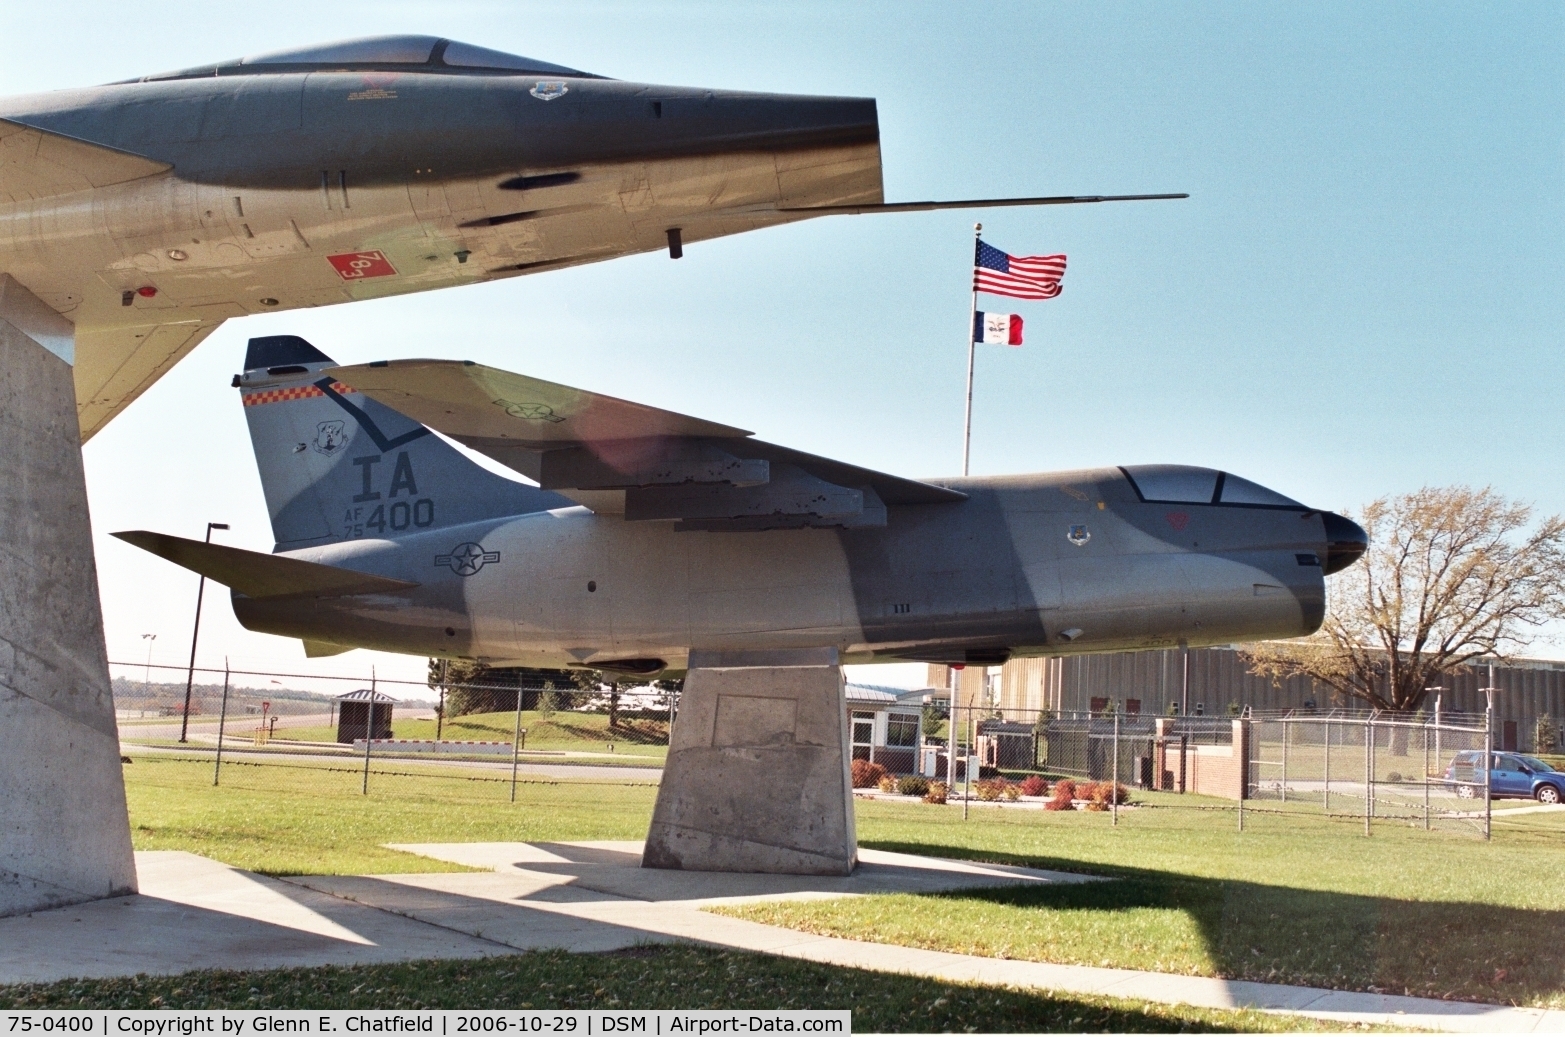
top-left (883, 702), bottom-right (1504, 838)
top-left (112, 660), bottom-right (674, 801)
top-left (115, 661), bottom-right (1516, 839)
top-left (1246, 710), bottom-right (1493, 836)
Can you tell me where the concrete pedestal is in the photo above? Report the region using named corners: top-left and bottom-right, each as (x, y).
top-left (0, 275), bottom-right (136, 917)
top-left (642, 648), bottom-right (856, 875)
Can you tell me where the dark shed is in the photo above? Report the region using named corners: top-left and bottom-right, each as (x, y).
top-left (336, 689), bottom-right (395, 743)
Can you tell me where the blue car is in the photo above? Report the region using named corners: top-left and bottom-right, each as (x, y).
top-left (1445, 751), bottom-right (1565, 803)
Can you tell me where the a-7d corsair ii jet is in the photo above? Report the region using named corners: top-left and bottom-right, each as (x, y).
top-left (119, 336), bottom-right (1368, 672)
top-left (0, 33), bottom-right (1184, 439)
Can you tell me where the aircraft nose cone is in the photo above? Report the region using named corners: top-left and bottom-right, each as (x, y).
top-left (1322, 512), bottom-right (1368, 575)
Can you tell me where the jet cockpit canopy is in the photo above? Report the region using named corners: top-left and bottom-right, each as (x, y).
top-left (135, 35), bottom-right (597, 83)
top-left (1120, 465), bottom-right (1304, 509)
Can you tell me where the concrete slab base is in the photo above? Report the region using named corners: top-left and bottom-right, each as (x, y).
top-left (0, 275), bottom-right (135, 917)
top-left (642, 649), bottom-right (856, 875)
top-left (0, 852), bottom-right (503, 984)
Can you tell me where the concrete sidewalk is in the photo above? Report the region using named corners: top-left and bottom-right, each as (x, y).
top-left (1, 844), bottom-right (1558, 1033)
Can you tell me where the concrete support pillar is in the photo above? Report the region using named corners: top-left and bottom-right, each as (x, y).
top-left (643, 647), bottom-right (856, 875)
top-left (0, 275), bottom-right (136, 917)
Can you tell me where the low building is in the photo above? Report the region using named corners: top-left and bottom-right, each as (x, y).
top-left (928, 646), bottom-right (1565, 754)
top-left (845, 683), bottom-right (923, 775)
top-left (335, 688), bottom-right (395, 743)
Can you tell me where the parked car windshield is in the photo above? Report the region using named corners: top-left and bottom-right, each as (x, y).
top-left (1519, 755), bottom-right (1556, 773)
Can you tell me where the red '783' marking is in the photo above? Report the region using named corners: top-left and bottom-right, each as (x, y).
top-left (327, 250), bottom-right (398, 280)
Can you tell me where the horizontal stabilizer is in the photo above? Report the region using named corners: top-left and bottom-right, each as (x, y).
top-left (774, 193), bottom-right (1189, 216)
top-left (0, 118), bottom-right (171, 204)
top-left (113, 531), bottom-right (420, 599)
top-left (328, 360), bottom-right (964, 528)
top-left (302, 640), bottom-right (353, 658)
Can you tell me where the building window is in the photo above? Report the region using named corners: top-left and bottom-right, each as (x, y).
top-left (1125, 699), bottom-right (1141, 715)
top-left (1090, 697), bottom-right (1109, 715)
top-left (851, 711), bottom-right (874, 747)
top-left (886, 714), bottom-right (919, 747)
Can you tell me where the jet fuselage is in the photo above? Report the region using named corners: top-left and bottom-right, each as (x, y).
top-left (232, 469), bottom-right (1336, 671)
top-left (0, 37), bottom-right (880, 436)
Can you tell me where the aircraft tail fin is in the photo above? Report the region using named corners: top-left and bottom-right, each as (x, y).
top-left (236, 336), bottom-right (569, 549)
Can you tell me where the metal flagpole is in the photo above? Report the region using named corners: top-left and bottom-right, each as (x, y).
top-left (962, 223), bottom-right (981, 476)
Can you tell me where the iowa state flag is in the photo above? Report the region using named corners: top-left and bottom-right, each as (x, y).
top-left (973, 311), bottom-right (1024, 346)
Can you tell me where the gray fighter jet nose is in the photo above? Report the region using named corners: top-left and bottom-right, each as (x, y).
top-left (1322, 512), bottom-right (1368, 575)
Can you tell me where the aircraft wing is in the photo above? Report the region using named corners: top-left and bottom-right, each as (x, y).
top-left (112, 531), bottom-right (420, 598)
top-left (772, 192), bottom-right (1189, 216)
top-left (0, 119), bottom-right (171, 204)
top-left (328, 360), bottom-right (964, 530)
top-left (77, 317), bottom-right (230, 441)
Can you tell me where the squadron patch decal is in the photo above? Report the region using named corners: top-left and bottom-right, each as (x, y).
top-left (530, 81), bottom-right (568, 101)
top-left (1067, 524), bottom-right (1091, 546)
top-left (312, 420), bottom-right (349, 456)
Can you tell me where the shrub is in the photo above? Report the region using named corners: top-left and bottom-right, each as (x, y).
top-left (1086, 781), bottom-right (1131, 808)
top-left (850, 759), bottom-right (887, 788)
top-left (896, 775), bottom-right (930, 797)
top-left (1386, 771), bottom-right (1404, 783)
top-left (974, 778), bottom-right (1007, 802)
top-left (1045, 778), bottom-right (1077, 811)
top-left (1018, 774), bottom-right (1048, 797)
top-left (1001, 783), bottom-right (1021, 802)
top-left (923, 781), bottom-right (948, 805)
top-left (877, 774), bottom-right (897, 793)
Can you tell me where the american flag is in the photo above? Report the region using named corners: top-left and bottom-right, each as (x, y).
top-left (974, 239), bottom-right (1066, 300)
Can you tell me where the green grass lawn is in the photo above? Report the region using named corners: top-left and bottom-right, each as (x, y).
top-left (716, 796), bottom-right (1565, 1009)
top-left (120, 752), bottom-right (1565, 1012)
top-left (124, 754), bottom-right (656, 875)
top-left (0, 946), bottom-right (1386, 1032)
top-left (279, 710), bottom-right (669, 762)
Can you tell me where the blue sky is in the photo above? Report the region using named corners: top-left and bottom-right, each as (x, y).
top-left (6, 2), bottom-right (1560, 696)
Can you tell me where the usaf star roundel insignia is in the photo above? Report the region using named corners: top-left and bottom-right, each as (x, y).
top-left (435, 542), bottom-right (501, 576)
top-left (1067, 524), bottom-right (1091, 547)
top-left (530, 81), bottom-right (568, 101)
top-left (494, 398), bottom-right (567, 423)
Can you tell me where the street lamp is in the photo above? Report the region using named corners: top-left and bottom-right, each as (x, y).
top-left (179, 522), bottom-right (229, 743)
top-left (140, 633), bottom-right (156, 704)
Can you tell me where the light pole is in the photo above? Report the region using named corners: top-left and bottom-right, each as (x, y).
top-left (179, 522), bottom-right (229, 743)
top-left (140, 633), bottom-right (156, 706)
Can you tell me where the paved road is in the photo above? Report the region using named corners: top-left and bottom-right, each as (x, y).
top-left (124, 742), bottom-right (663, 783)
top-left (118, 710), bottom-right (338, 742)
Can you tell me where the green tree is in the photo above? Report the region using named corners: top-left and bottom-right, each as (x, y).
top-left (1248, 486), bottom-right (1565, 714)
top-left (426, 658), bottom-right (595, 717)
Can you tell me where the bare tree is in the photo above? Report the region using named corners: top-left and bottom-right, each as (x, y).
top-left (1248, 486), bottom-right (1565, 714)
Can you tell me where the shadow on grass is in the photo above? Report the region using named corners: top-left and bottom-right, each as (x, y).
top-left (861, 840), bottom-right (1562, 1006)
top-left (0, 945), bottom-right (1323, 1031)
